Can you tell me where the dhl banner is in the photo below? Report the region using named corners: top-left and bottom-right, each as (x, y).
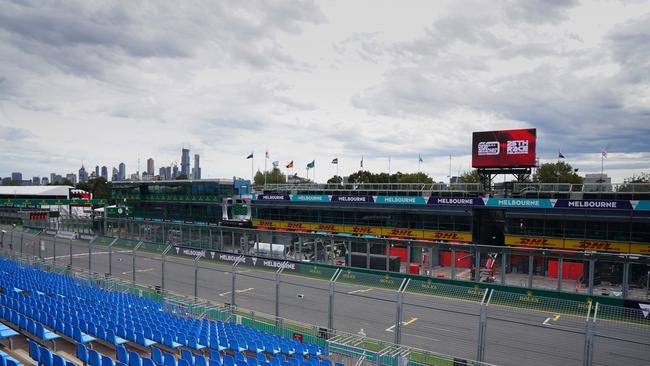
top-left (252, 219), bottom-right (472, 242)
top-left (630, 244), bottom-right (650, 255)
top-left (504, 235), bottom-right (564, 249)
top-left (563, 239), bottom-right (630, 253)
top-left (506, 235), bottom-right (647, 254)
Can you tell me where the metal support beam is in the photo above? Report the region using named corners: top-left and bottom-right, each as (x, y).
top-left (588, 259), bottom-right (595, 296)
top-left (366, 240), bottom-right (370, 269)
top-left (161, 245), bottom-right (172, 291)
top-left (501, 251), bottom-right (506, 285)
top-left (132, 241), bottom-right (144, 284)
top-left (451, 246), bottom-right (456, 280)
top-left (328, 269), bottom-right (342, 332)
top-left (394, 278), bottom-right (409, 345)
top-left (528, 254), bottom-right (534, 289)
top-left (557, 255), bottom-right (563, 292)
top-left (622, 260), bottom-right (629, 299)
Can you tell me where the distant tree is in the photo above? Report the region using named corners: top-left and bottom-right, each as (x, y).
top-left (623, 172), bottom-right (650, 183)
top-left (347, 170), bottom-right (374, 183)
top-left (395, 172), bottom-right (433, 183)
top-left (48, 178), bottom-right (74, 186)
top-left (327, 175), bottom-right (343, 184)
top-left (533, 162), bottom-right (583, 184)
top-left (175, 173), bottom-right (188, 180)
top-left (254, 168), bottom-right (287, 185)
top-left (618, 172), bottom-right (650, 192)
top-left (76, 177), bottom-right (108, 199)
top-left (458, 170), bottom-right (481, 184)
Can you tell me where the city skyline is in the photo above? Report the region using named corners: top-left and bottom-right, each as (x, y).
top-left (0, 1), bottom-right (648, 182)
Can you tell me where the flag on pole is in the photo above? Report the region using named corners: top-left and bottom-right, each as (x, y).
top-left (332, 158), bottom-right (338, 164)
top-left (272, 160), bottom-right (279, 168)
top-left (265, 150), bottom-right (269, 159)
top-left (306, 160), bottom-right (315, 169)
top-left (286, 161), bottom-right (294, 169)
top-left (246, 153), bottom-right (253, 159)
top-left (360, 156), bottom-right (364, 168)
top-left (418, 154), bottom-right (423, 163)
top-left (558, 151), bottom-right (565, 159)
top-left (601, 150), bottom-right (607, 158)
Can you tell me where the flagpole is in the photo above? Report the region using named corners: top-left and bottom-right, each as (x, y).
top-left (251, 154), bottom-right (254, 184)
top-left (264, 154), bottom-right (267, 186)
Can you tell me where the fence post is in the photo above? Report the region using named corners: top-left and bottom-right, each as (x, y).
top-left (394, 278), bottom-right (409, 345)
top-left (622, 260), bottom-right (629, 299)
top-left (161, 245), bottom-right (172, 292)
top-left (132, 241), bottom-right (143, 284)
top-left (194, 252), bottom-right (203, 299)
top-left (328, 269), bottom-right (342, 332)
top-left (230, 256), bottom-right (243, 313)
top-left (69, 238), bottom-right (73, 266)
top-left (88, 238), bottom-right (93, 272)
top-left (108, 238), bottom-right (118, 276)
top-left (476, 289), bottom-right (492, 362)
top-left (583, 302), bottom-right (596, 366)
top-left (275, 262), bottom-right (288, 322)
top-left (53, 236), bottom-right (57, 264)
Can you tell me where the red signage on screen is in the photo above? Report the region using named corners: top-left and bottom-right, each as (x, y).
top-left (472, 128), bottom-right (537, 168)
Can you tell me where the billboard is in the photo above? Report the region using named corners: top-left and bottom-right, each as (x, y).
top-left (472, 128), bottom-right (537, 168)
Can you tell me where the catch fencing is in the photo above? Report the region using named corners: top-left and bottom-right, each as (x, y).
top-left (1, 226), bottom-right (649, 366)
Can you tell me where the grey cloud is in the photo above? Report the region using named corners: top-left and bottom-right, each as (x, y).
top-left (0, 125), bottom-right (33, 141)
top-left (503, 0), bottom-right (578, 24)
top-left (0, 0), bottom-right (325, 79)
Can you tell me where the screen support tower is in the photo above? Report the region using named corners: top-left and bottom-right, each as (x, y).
top-left (478, 167), bottom-right (532, 192)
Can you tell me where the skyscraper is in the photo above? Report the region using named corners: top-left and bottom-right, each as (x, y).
top-left (192, 154), bottom-right (201, 179)
top-left (118, 163), bottom-right (126, 181)
top-left (101, 166), bottom-right (108, 180)
top-left (41, 177), bottom-right (49, 185)
top-left (166, 166), bottom-right (172, 180)
top-left (181, 148), bottom-right (190, 177)
top-left (112, 167), bottom-right (119, 181)
top-left (32, 176), bottom-right (40, 185)
top-left (159, 167), bottom-right (167, 180)
top-left (66, 173), bottom-right (77, 185)
top-left (78, 165), bottom-right (88, 183)
top-left (172, 164), bottom-right (179, 179)
top-left (50, 173), bottom-right (56, 183)
top-left (147, 158), bottom-right (155, 176)
top-left (95, 165), bottom-right (100, 177)
top-left (11, 172), bottom-right (22, 182)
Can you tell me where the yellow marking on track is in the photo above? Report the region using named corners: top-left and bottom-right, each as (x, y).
top-left (403, 317), bottom-right (418, 326)
top-left (553, 314), bottom-right (561, 321)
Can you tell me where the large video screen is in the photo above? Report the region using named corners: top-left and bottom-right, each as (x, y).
top-left (472, 128), bottom-right (536, 168)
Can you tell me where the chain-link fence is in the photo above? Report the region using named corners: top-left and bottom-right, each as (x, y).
top-left (2, 226), bottom-right (649, 366)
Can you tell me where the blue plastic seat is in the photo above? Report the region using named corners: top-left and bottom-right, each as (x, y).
top-left (136, 332), bottom-right (156, 347)
top-left (116, 346), bottom-right (129, 364)
top-left (235, 361), bottom-right (247, 366)
top-left (181, 350), bottom-right (194, 366)
top-left (195, 355), bottom-right (207, 366)
top-left (143, 358), bottom-right (155, 366)
top-left (28, 339), bottom-right (41, 362)
top-left (150, 348), bottom-right (163, 366)
top-left (76, 343), bottom-right (89, 365)
top-left (53, 355), bottom-right (66, 366)
top-left (88, 349), bottom-right (101, 366)
top-left (75, 326), bottom-right (96, 344)
top-left (102, 356), bottom-right (115, 366)
top-left (164, 353), bottom-right (176, 366)
top-left (128, 352), bottom-right (142, 366)
top-left (40, 347), bottom-right (53, 366)
top-left (178, 360), bottom-right (190, 366)
top-left (209, 360), bottom-right (221, 366)
top-left (223, 355), bottom-right (234, 366)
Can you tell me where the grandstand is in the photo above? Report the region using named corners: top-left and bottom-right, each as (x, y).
top-left (0, 257), bottom-right (341, 366)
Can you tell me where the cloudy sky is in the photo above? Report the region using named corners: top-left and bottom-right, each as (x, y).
top-left (1, 0), bottom-right (649, 183)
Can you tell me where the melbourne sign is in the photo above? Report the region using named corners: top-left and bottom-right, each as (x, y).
top-left (172, 246), bottom-right (298, 272)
